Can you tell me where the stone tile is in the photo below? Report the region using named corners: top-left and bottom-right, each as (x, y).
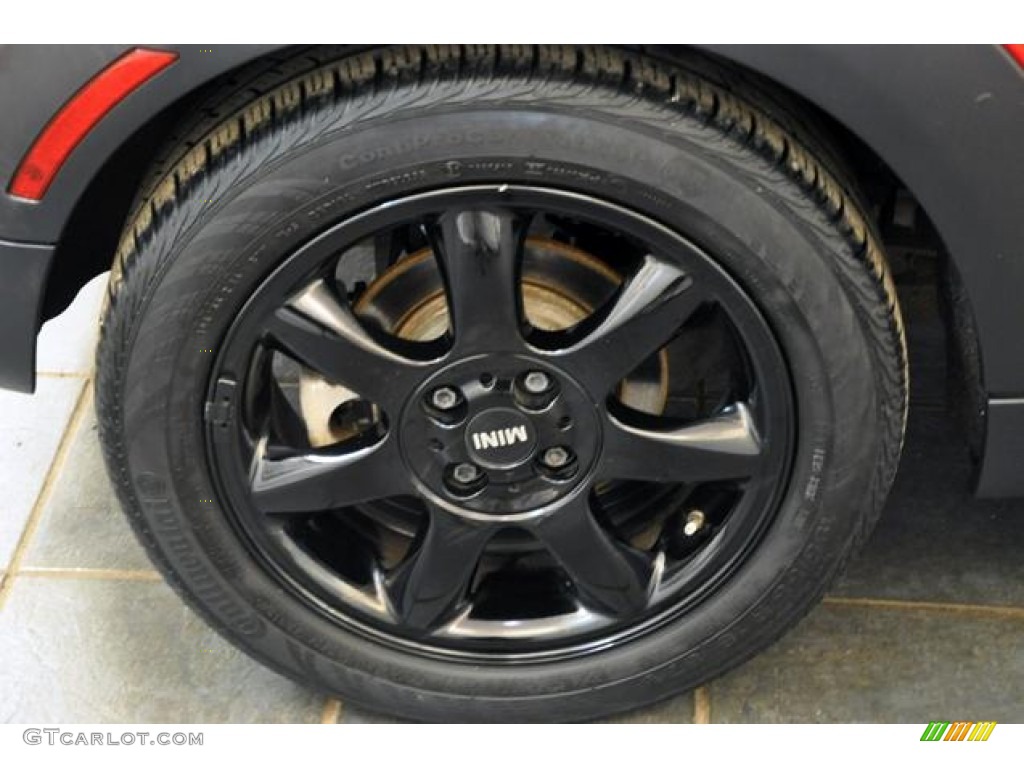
top-left (833, 409), bottom-right (1024, 606)
top-left (605, 692), bottom-right (694, 723)
top-left (0, 578), bottom-right (325, 723)
top-left (0, 377), bottom-right (85, 571)
top-left (36, 273), bottom-right (108, 375)
top-left (23, 406), bottom-right (151, 571)
top-left (710, 603), bottom-right (1024, 723)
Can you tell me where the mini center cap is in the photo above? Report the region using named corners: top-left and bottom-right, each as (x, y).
top-left (465, 408), bottom-right (537, 469)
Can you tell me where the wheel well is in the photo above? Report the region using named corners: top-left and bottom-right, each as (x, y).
top-left (39, 45), bottom-right (312, 320)
top-left (40, 79), bottom-right (218, 320)
top-left (41, 44), bottom-right (978, 455)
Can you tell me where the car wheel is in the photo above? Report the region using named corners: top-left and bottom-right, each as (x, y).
top-left (96, 45), bottom-right (907, 722)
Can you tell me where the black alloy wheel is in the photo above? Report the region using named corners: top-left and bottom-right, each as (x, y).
top-left (206, 186), bottom-right (794, 657)
top-left (97, 46), bottom-right (906, 721)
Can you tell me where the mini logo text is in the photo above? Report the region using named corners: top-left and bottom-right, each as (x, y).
top-left (472, 426), bottom-right (529, 450)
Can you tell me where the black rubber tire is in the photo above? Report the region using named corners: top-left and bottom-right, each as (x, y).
top-left (96, 45), bottom-right (907, 722)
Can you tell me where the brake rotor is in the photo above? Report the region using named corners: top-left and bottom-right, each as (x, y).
top-left (298, 237), bottom-right (669, 447)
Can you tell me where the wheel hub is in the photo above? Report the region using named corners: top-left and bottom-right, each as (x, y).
top-left (399, 355), bottom-right (600, 518)
top-left (296, 237), bottom-right (668, 448)
top-left (465, 409), bottom-right (537, 469)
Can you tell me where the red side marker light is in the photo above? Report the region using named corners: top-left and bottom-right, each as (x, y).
top-left (1005, 44), bottom-right (1024, 69)
top-left (9, 48), bottom-right (178, 201)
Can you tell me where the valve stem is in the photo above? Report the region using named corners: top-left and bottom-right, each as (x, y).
top-left (683, 509), bottom-right (706, 537)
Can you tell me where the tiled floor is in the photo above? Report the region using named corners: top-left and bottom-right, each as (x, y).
top-left (0, 275), bottom-right (1021, 724)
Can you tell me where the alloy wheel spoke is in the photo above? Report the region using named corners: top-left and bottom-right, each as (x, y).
top-left (251, 434), bottom-right (408, 515)
top-left (602, 403), bottom-right (762, 484)
top-left (265, 279), bottom-right (431, 413)
top-left (388, 508), bottom-right (494, 630)
top-left (531, 493), bottom-right (655, 617)
top-left (428, 209), bottom-right (529, 353)
top-left (556, 255), bottom-right (704, 395)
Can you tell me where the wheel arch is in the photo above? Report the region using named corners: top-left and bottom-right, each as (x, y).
top-left (27, 44), bottom-right (1024, 494)
top-left (32, 44), bottom-right (298, 319)
top-left (32, 44), bottom-right (1000, 341)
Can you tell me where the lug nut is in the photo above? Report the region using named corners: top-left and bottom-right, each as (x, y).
top-left (452, 462), bottom-right (481, 484)
top-left (424, 385), bottom-right (466, 425)
top-left (523, 371), bottom-right (551, 394)
top-left (445, 462), bottom-right (487, 497)
top-left (514, 370), bottom-right (559, 410)
top-left (541, 446), bottom-right (571, 469)
top-left (538, 445), bottom-right (578, 481)
top-left (683, 509), bottom-right (706, 537)
top-left (430, 386), bottom-right (461, 411)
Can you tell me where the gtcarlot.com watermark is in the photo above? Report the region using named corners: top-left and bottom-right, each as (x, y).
top-left (23, 729), bottom-right (203, 746)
